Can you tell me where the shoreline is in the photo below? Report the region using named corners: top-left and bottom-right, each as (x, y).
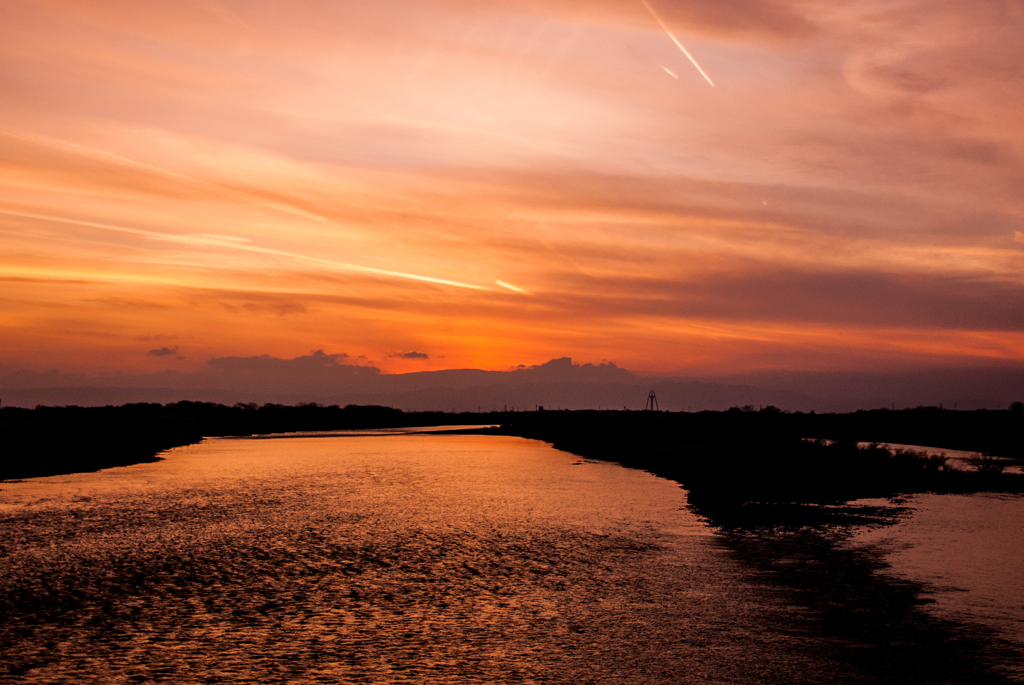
top-left (4, 403), bottom-right (1022, 486)
top-left (493, 412), bottom-right (1024, 681)
top-left (3, 408), bottom-right (1022, 681)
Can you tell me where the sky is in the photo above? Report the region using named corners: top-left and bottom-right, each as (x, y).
top-left (2, 0), bottom-right (1023, 384)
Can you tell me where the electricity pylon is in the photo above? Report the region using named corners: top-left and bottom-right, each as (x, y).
top-left (645, 390), bottom-right (659, 411)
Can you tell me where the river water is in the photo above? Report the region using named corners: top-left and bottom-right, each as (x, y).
top-left (847, 493), bottom-right (1024, 676)
top-left (846, 442), bottom-right (1024, 679)
top-left (0, 433), bottom-right (1020, 683)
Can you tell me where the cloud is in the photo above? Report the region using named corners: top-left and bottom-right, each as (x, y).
top-left (202, 350), bottom-right (381, 393)
top-left (2, 0), bottom-right (1023, 378)
top-left (147, 346), bottom-right (179, 357)
top-left (433, 0), bottom-right (819, 43)
top-left (510, 357), bottom-right (636, 384)
top-left (206, 349), bottom-right (357, 372)
top-left (391, 351), bottom-right (429, 359)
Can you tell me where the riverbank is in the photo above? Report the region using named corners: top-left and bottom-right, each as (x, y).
top-left (493, 409), bottom-right (1024, 528)
top-left (0, 403), bottom-right (483, 480)
top-left (488, 410), bottom-right (1024, 680)
top-left (4, 403), bottom-right (1022, 486)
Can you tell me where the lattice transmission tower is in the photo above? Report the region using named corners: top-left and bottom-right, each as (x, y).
top-left (645, 390), bottom-right (659, 411)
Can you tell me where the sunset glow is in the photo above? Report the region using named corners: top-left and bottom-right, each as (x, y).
top-left (2, 0), bottom-right (1022, 380)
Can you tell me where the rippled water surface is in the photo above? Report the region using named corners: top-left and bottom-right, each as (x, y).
top-left (1, 434), bottom-right (1019, 684)
top-left (848, 493), bottom-right (1024, 659)
top-left (0, 434), bottom-right (811, 684)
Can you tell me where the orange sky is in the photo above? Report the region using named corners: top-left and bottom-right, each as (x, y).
top-left (1, 0), bottom-right (1022, 377)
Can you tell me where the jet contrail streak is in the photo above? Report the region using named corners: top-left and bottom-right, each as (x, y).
top-left (496, 280), bottom-right (529, 294)
top-left (662, 66), bottom-right (678, 79)
top-left (639, 0), bottom-right (715, 87)
top-left (0, 210), bottom-right (490, 291)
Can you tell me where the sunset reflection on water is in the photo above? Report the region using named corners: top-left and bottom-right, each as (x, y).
top-left (1, 434), bottom-right (1019, 683)
top-left (0, 434), bottom-right (789, 683)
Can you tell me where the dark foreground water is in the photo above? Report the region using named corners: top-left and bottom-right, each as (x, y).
top-left (0, 434), bottom-right (1019, 683)
top-left (848, 493), bottom-right (1024, 674)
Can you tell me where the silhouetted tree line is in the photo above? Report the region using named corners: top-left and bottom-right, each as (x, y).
top-left (498, 407), bottom-right (1023, 527)
top-left (2, 402), bottom-right (1021, 505)
top-left (0, 402), bottom-right (486, 480)
top-left (781, 404), bottom-right (1023, 459)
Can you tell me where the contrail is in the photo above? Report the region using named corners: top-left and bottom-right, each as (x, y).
top-left (0, 210), bottom-right (491, 291)
top-left (496, 280), bottom-right (529, 294)
top-left (661, 66), bottom-right (678, 79)
top-left (639, 0), bottom-right (715, 87)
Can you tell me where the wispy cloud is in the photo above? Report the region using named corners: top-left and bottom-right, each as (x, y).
top-left (0, 0), bottom-right (1022, 377)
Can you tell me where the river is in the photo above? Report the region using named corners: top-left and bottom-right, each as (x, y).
top-left (0, 433), bottom-right (1020, 683)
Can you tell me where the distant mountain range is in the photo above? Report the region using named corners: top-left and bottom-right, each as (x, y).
top-left (2, 353), bottom-right (1021, 412)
